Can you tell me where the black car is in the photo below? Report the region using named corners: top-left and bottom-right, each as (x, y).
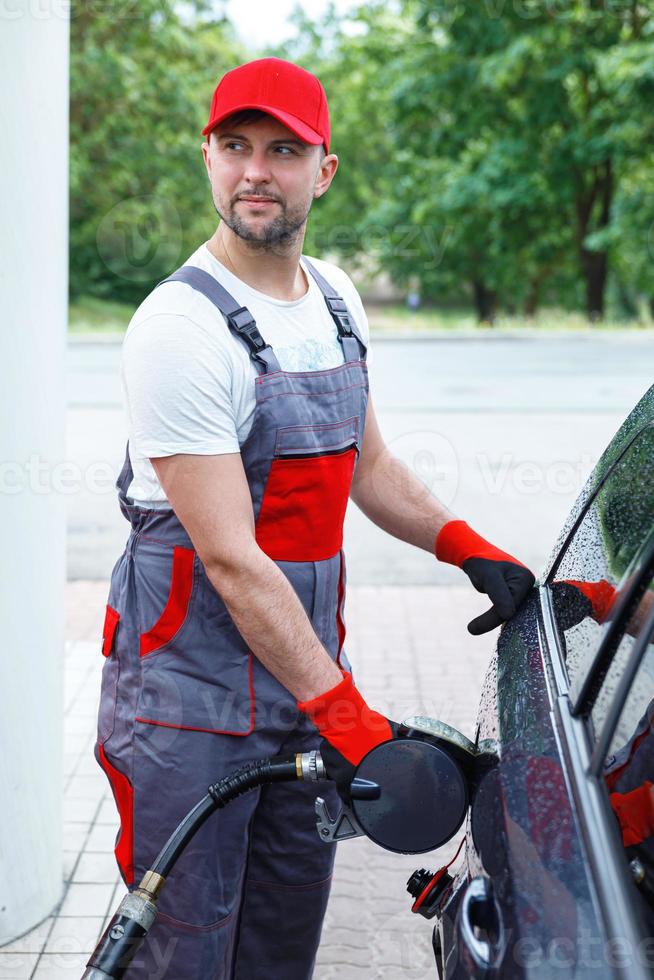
top-left (421, 383), bottom-right (654, 979)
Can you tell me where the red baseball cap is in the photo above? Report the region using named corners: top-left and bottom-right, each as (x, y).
top-left (202, 57), bottom-right (330, 153)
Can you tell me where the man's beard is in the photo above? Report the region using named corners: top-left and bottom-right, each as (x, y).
top-left (216, 196), bottom-right (311, 252)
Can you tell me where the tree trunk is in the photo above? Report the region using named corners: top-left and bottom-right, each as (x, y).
top-left (523, 270), bottom-right (549, 318)
top-left (472, 280), bottom-right (497, 324)
top-left (523, 289), bottom-right (538, 318)
top-left (580, 248), bottom-right (608, 321)
top-left (575, 160), bottom-right (613, 322)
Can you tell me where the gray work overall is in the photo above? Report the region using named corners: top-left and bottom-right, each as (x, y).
top-left (95, 259), bottom-right (369, 979)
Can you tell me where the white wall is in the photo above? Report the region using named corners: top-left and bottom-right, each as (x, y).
top-left (0, 1), bottom-right (69, 941)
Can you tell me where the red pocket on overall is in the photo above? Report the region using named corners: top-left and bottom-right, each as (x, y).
top-left (140, 546), bottom-right (195, 657)
top-left (134, 541), bottom-right (254, 736)
top-left (102, 605), bottom-right (120, 658)
top-left (256, 419), bottom-right (359, 562)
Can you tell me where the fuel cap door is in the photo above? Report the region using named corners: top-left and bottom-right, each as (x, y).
top-left (351, 737), bottom-right (468, 854)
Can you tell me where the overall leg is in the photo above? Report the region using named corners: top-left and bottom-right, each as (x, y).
top-left (101, 721), bottom-right (285, 980)
top-left (232, 716), bottom-right (340, 980)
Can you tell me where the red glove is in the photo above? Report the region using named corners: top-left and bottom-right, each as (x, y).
top-left (436, 520), bottom-right (535, 635)
top-left (297, 670), bottom-right (397, 802)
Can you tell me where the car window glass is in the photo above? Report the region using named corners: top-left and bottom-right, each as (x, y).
top-left (597, 599), bottom-right (654, 916)
top-left (591, 578), bottom-right (654, 753)
top-left (547, 425), bottom-right (654, 690)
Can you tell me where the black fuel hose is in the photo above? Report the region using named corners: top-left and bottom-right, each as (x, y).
top-left (152, 755), bottom-right (298, 878)
top-left (82, 753), bottom-right (319, 980)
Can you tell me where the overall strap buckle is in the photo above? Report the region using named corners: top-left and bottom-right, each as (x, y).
top-left (324, 296), bottom-right (354, 339)
top-left (226, 307), bottom-right (269, 355)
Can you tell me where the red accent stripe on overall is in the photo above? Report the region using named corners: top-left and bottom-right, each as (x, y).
top-left (255, 447), bottom-right (356, 562)
top-left (140, 546), bottom-right (195, 657)
top-left (102, 605), bottom-right (120, 658)
top-left (97, 743), bottom-right (134, 884)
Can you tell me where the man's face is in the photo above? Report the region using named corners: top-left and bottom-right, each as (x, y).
top-left (202, 115), bottom-right (335, 251)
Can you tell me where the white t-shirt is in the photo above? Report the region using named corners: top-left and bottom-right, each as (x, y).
top-left (121, 242), bottom-right (372, 508)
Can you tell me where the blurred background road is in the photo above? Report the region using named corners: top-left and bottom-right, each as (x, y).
top-left (67, 331), bottom-right (653, 586)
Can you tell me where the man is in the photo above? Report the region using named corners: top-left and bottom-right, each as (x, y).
top-left (95, 57), bottom-right (534, 979)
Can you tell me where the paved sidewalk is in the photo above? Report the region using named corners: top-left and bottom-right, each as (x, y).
top-left (0, 581), bottom-right (494, 979)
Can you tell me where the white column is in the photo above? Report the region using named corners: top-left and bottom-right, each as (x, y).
top-left (0, 0), bottom-right (69, 941)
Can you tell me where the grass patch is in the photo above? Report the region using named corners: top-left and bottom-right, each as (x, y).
top-left (368, 305), bottom-right (480, 332)
top-left (68, 295), bottom-right (134, 333)
top-left (367, 303), bottom-right (653, 333)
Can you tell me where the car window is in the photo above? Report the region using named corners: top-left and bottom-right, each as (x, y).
top-left (594, 595), bottom-right (654, 918)
top-left (591, 577), bottom-right (654, 753)
top-left (546, 424), bottom-right (654, 691)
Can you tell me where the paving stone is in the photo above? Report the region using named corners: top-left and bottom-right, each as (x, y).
top-left (58, 883), bottom-right (115, 919)
top-left (63, 798), bottom-right (97, 824)
top-left (44, 916), bottom-right (106, 954)
top-left (0, 918), bottom-right (52, 956)
top-left (0, 953), bottom-right (40, 979)
top-left (32, 952), bottom-right (90, 978)
top-left (84, 823), bottom-right (116, 854)
top-left (72, 851), bottom-right (119, 885)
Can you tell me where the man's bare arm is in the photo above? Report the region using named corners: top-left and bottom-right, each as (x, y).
top-left (350, 395), bottom-right (455, 551)
top-left (150, 452), bottom-right (343, 700)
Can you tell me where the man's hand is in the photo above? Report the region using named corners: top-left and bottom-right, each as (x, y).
top-left (297, 670), bottom-right (399, 803)
top-left (436, 520), bottom-right (535, 635)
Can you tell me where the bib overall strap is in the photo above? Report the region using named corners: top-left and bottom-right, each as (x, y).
top-left (116, 439), bottom-right (134, 497)
top-left (115, 437), bottom-right (150, 522)
top-left (158, 266), bottom-right (282, 374)
top-left (303, 258), bottom-right (367, 362)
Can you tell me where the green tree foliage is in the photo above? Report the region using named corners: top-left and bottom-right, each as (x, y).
top-left (70, 0), bottom-right (654, 321)
top-left (69, 0), bottom-right (241, 302)
top-left (368, 0), bottom-right (654, 320)
top-left (275, 0), bottom-right (654, 321)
